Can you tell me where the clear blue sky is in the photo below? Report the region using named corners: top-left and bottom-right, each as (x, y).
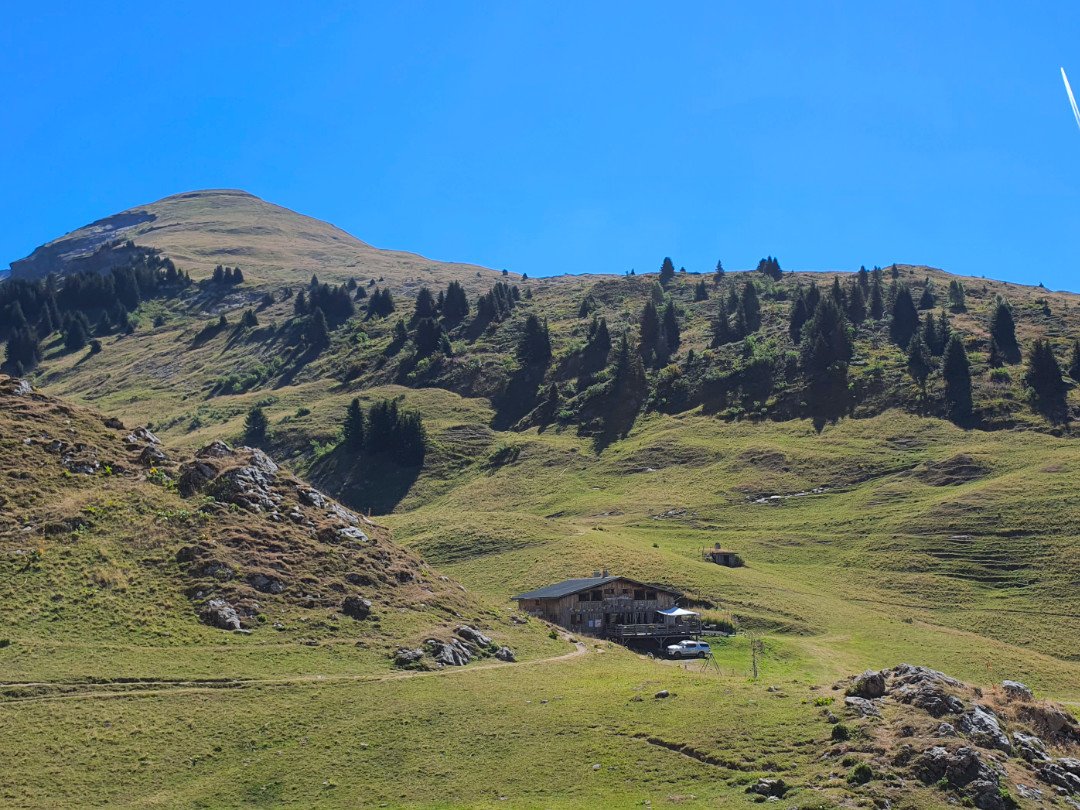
top-left (3, 3), bottom-right (1080, 288)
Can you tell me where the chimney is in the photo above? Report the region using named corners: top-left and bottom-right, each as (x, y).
top-left (602, 569), bottom-right (610, 577)
top-left (592, 570), bottom-right (601, 578)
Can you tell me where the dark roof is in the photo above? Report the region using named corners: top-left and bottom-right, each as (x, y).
top-left (512, 575), bottom-right (679, 601)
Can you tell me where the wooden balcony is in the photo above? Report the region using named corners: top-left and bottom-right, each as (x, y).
top-left (609, 620), bottom-right (701, 639)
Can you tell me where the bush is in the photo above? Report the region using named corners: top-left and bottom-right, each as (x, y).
top-left (831, 723), bottom-right (850, 741)
top-left (848, 762), bottom-right (873, 784)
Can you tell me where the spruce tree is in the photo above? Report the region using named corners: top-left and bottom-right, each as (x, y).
top-left (948, 280), bottom-right (967, 312)
top-left (343, 397), bottom-right (365, 451)
top-left (658, 257), bottom-right (676, 286)
top-left (830, 276), bottom-right (845, 308)
top-left (413, 287), bottom-right (438, 323)
top-left (857, 265), bottom-right (870, 295)
top-left (662, 301), bottom-right (680, 354)
top-left (869, 276), bottom-right (885, 320)
top-left (906, 331), bottom-right (932, 396)
top-left (889, 285), bottom-right (919, 348)
top-left (294, 290), bottom-right (308, 316)
top-left (789, 292), bottom-right (808, 344)
top-left (800, 298), bottom-right (852, 427)
top-left (846, 281), bottom-right (866, 324)
top-left (942, 335), bottom-right (972, 421)
top-left (244, 406), bottom-right (268, 445)
top-left (713, 260), bottom-right (725, 284)
top-left (918, 279), bottom-right (935, 310)
top-left (64, 316), bottom-right (89, 352)
top-left (517, 314), bottom-right (551, 367)
top-left (694, 280), bottom-right (709, 301)
top-left (307, 306), bottom-right (330, 348)
top-left (639, 300), bottom-right (662, 365)
top-left (988, 299), bottom-right (1020, 364)
top-left (442, 281), bottom-right (469, 323)
top-left (1068, 340), bottom-right (1080, 381)
top-left (740, 281), bottom-right (761, 333)
top-left (1024, 339), bottom-right (1068, 422)
top-left (710, 297), bottom-right (732, 347)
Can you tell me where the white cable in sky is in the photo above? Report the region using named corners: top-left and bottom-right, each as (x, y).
top-left (1062, 67), bottom-right (1080, 131)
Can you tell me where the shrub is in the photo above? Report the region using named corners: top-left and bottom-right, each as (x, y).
top-left (831, 724), bottom-right (850, 741)
top-left (848, 762), bottom-right (873, 784)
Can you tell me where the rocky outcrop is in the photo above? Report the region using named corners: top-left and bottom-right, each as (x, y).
top-left (832, 664), bottom-right (1080, 807)
top-left (913, 746), bottom-right (1006, 810)
top-left (391, 625), bottom-right (510, 669)
top-left (342, 596), bottom-right (373, 620)
top-left (200, 598), bottom-right (242, 631)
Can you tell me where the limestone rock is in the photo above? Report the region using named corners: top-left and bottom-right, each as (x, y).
top-left (456, 625), bottom-right (493, 648)
top-left (494, 646), bottom-right (516, 662)
top-left (847, 669), bottom-right (886, 699)
top-left (957, 705), bottom-right (1012, 753)
top-left (200, 598), bottom-right (242, 631)
top-left (1001, 680), bottom-right (1033, 701)
top-left (844, 696), bottom-right (881, 718)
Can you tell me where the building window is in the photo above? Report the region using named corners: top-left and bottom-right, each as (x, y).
top-left (604, 588), bottom-right (614, 596)
top-left (590, 590), bottom-right (602, 601)
top-left (577, 593), bottom-right (589, 602)
top-left (646, 591), bottom-right (657, 600)
top-left (634, 589), bottom-right (646, 600)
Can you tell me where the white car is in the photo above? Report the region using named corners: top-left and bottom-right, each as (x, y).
top-left (666, 639), bottom-right (711, 659)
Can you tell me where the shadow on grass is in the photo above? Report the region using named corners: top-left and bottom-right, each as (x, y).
top-left (307, 445), bottom-right (421, 516)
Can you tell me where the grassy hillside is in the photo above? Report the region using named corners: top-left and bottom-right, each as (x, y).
top-left (8, 189), bottom-right (503, 290)
top-left (5, 193), bottom-right (1080, 807)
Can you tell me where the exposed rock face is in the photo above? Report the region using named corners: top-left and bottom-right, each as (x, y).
top-left (427, 637), bottom-right (475, 667)
top-left (247, 573), bottom-right (286, 594)
top-left (832, 663), bottom-right (1080, 807)
top-left (1001, 680), bottom-right (1033, 701)
top-left (745, 778), bottom-right (787, 798)
top-left (456, 625), bottom-right (493, 648)
top-left (913, 746), bottom-right (1005, 810)
top-left (494, 646), bottom-right (516, 662)
top-left (957, 705), bottom-right (1012, 753)
top-left (844, 696), bottom-right (881, 718)
top-left (200, 598), bottom-right (242, 631)
top-left (342, 596), bottom-right (373, 620)
top-left (124, 427), bottom-right (161, 447)
top-left (847, 669), bottom-right (886, 698)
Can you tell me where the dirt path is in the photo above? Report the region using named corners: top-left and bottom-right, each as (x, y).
top-left (0, 639), bottom-right (590, 705)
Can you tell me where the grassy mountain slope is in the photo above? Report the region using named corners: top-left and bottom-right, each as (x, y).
top-left (6, 193), bottom-right (1080, 807)
top-left (8, 188), bottom-right (501, 290)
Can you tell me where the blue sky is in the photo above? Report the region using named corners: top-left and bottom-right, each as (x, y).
top-left (3, 3), bottom-right (1080, 288)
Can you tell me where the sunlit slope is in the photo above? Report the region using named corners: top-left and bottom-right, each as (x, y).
top-left (9, 188), bottom-right (502, 288)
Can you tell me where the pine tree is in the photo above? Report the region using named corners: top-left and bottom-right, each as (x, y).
top-left (1068, 340), bottom-right (1080, 381)
top-left (948, 280), bottom-right (967, 312)
top-left (244, 406), bottom-right (268, 445)
top-left (830, 276), bottom-right (846, 308)
top-left (726, 284), bottom-right (739, 315)
top-left (756, 256), bottom-right (782, 281)
top-left (740, 281), bottom-right (762, 333)
top-left (694, 280), bottom-right (709, 301)
top-left (442, 281), bottom-right (469, 323)
top-left (800, 298), bottom-right (853, 427)
top-left (869, 276), bottom-right (885, 320)
top-left (918, 279), bottom-right (935, 310)
top-left (212, 265), bottom-right (225, 284)
top-left (789, 291), bottom-right (809, 344)
top-left (889, 285), bottom-right (919, 348)
top-left (906, 331), bottom-right (932, 395)
top-left (1024, 339), bottom-right (1068, 422)
top-left (413, 287), bottom-right (438, 323)
top-left (658, 257), bottom-right (676, 286)
top-left (413, 317), bottom-right (445, 356)
top-left (989, 299), bottom-right (1020, 364)
top-left (639, 300), bottom-right (662, 365)
top-left (294, 290), bottom-right (308, 316)
top-left (343, 397), bottom-right (365, 451)
top-left (64, 316), bottom-right (89, 352)
top-left (307, 306), bottom-right (330, 348)
top-left (711, 302), bottom-right (732, 347)
top-left (517, 314), bottom-right (551, 367)
top-left (942, 335), bottom-right (973, 421)
top-left (662, 301), bottom-right (680, 354)
top-left (241, 309), bottom-right (258, 328)
top-left (713, 260), bottom-right (725, 284)
top-left (857, 265), bottom-right (870, 295)
top-left (846, 281), bottom-right (866, 324)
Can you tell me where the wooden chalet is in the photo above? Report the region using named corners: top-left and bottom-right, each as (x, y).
top-left (512, 572), bottom-right (701, 648)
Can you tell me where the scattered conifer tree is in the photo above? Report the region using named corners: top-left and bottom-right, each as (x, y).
top-left (343, 397), bottom-right (365, 451)
top-left (942, 335), bottom-right (973, 421)
top-left (1024, 339), bottom-right (1068, 422)
top-left (244, 406), bottom-right (268, 444)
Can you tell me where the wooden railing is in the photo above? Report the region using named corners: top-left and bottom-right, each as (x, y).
top-left (610, 621), bottom-right (701, 638)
